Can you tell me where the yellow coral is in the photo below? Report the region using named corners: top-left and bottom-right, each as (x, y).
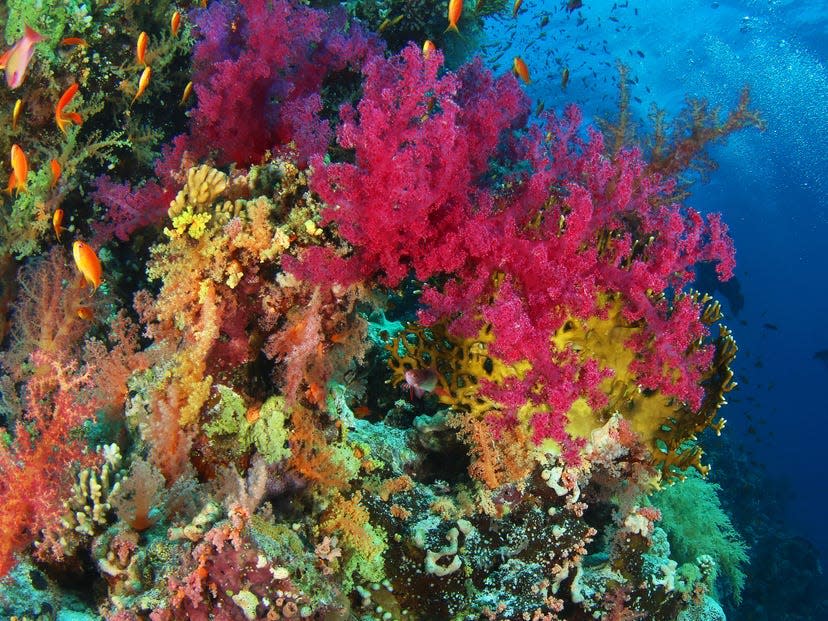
top-left (169, 208), bottom-right (213, 240)
top-left (387, 291), bottom-right (735, 482)
top-left (168, 165), bottom-right (228, 219)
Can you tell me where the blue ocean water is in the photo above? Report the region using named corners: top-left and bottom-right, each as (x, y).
top-left (485, 0), bottom-right (828, 611)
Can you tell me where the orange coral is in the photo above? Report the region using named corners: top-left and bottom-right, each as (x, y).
top-left (377, 475), bottom-right (414, 502)
top-left (320, 491), bottom-right (386, 563)
top-left (0, 247), bottom-right (92, 383)
top-left (449, 411), bottom-right (534, 490)
top-left (288, 406), bottom-right (351, 491)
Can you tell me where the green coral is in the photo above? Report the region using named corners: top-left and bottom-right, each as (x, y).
top-left (650, 473), bottom-right (750, 604)
top-left (2, 118), bottom-right (128, 259)
top-left (204, 386), bottom-right (291, 463)
top-left (3, 163), bottom-right (53, 259)
top-left (4, 0), bottom-right (96, 49)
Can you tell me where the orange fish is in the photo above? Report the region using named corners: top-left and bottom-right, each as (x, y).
top-left (12, 99), bottom-right (22, 130)
top-left (513, 56), bottom-right (531, 84)
top-left (73, 241), bottom-right (103, 292)
top-left (512, 0), bottom-right (523, 17)
top-left (422, 40), bottom-right (436, 59)
top-left (171, 11), bottom-right (182, 37)
top-left (61, 37), bottom-right (88, 47)
top-left (561, 67), bottom-right (570, 91)
top-left (2, 26), bottom-right (45, 89)
top-left (55, 83), bottom-right (83, 134)
top-left (136, 32), bottom-right (148, 66)
top-left (77, 306), bottom-right (94, 320)
top-left (53, 208), bottom-right (64, 241)
top-left (179, 80), bottom-right (193, 106)
top-left (9, 144), bottom-right (28, 194)
top-left (445, 0), bottom-right (463, 34)
top-left (132, 66), bottom-right (152, 104)
top-left (50, 158), bottom-right (61, 188)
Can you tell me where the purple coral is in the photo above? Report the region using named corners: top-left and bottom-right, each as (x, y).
top-left (189, 0), bottom-right (381, 166)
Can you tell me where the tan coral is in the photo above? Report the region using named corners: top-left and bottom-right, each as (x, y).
top-left (188, 165), bottom-right (228, 207)
top-left (168, 165), bottom-right (228, 219)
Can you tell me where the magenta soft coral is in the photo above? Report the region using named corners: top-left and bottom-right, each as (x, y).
top-left (297, 45), bottom-right (736, 456)
top-left (93, 135), bottom-right (191, 243)
top-left (189, 0), bottom-right (381, 167)
top-left (94, 1), bottom-right (380, 243)
top-left (296, 45), bottom-right (530, 287)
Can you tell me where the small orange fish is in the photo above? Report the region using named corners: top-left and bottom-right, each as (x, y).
top-left (171, 11), bottom-right (182, 37)
top-left (132, 66), bottom-right (152, 104)
top-left (77, 306), bottom-right (94, 320)
top-left (3, 25), bottom-right (45, 89)
top-left (9, 144), bottom-right (28, 194)
top-left (136, 32), bottom-right (148, 66)
top-left (446, 0), bottom-right (463, 34)
top-left (61, 37), bottom-right (88, 47)
top-left (73, 241), bottom-right (103, 292)
top-left (55, 83), bottom-right (82, 134)
top-left (513, 56), bottom-right (531, 84)
top-left (422, 40), bottom-right (436, 59)
top-left (561, 67), bottom-right (570, 91)
top-left (50, 158), bottom-right (61, 188)
top-left (512, 0), bottom-right (523, 17)
top-left (179, 80), bottom-right (193, 106)
top-left (53, 208), bottom-right (64, 241)
top-left (12, 99), bottom-right (22, 130)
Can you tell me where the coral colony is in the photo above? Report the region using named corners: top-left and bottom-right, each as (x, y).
top-left (0, 0), bottom-right (762, 620)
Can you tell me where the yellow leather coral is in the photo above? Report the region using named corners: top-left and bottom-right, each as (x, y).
top-left (387, 292), bottom-right (735, 482)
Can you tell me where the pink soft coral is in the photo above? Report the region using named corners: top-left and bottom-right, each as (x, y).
top-left (189, 0), bottom-right (381, 167)
top-left (295, 45), bottom-right (735, 456)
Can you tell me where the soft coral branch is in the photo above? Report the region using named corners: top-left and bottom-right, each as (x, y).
top-left (0, 351), bottom-right (101, 576)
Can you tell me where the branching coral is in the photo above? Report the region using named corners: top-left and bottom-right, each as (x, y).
top-left (0, 351), bottom-right (101, 576)
top-left (0, 247), bottom-right (91, 383)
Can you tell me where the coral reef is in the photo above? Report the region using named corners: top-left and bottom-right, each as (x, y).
top-left (0, 1), bottom-right (764, 620)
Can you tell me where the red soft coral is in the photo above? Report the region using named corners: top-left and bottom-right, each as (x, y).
top-left (0, 351), bottom-right (101, 576)
top-left (299, 45), bottom-right (529, 288)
